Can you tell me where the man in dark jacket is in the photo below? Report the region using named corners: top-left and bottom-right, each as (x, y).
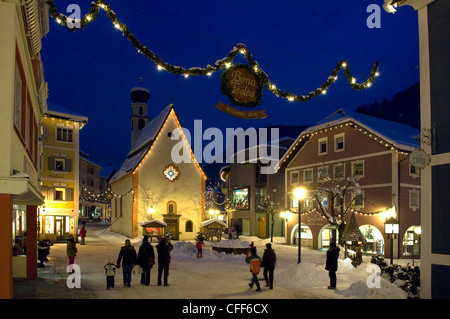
top-left (325, 242), bottom-right (340, 289)
top-left (117, 239), bottom-right (137, 287)
top-left (138, 235), bottom-right (155, 286)
top-left (156, 237), bottom-right (173, 286)
top-left (261, 243), bottom-right (276, 289)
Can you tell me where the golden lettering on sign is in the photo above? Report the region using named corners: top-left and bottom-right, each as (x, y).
top-left (222, 65), bottom-right (262, 106)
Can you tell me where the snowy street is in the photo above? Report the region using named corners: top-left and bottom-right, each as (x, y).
top-left (14, 223), bottom-right (409, 299)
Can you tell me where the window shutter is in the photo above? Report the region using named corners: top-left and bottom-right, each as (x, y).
top-left (66, 188), bottom-right (74, 201)
top-left (40, 186), bottom-right (48, 199)
top-left (48, 157), bottom-right (54, 170)
top-left (65, 158), bottom-right (72, 172)
top-left (48, 187), bottom-right (54, 201)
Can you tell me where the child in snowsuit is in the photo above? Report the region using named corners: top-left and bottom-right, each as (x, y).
top-left (104, 261), bottom-right (117, 289)
top-left (245, 247), bottom-right (261, 291)
top-left (196, 240), bottom-right (203, 258)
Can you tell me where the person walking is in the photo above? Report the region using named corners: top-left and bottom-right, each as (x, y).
top-left (117, 239), bottom-right (138, 287)
top-left (138, 235), bottom-right (155, 286)
top-left (66, 234), bottom-right (77, 272)
top-left (261, 243), bottom-right (276, 289)
top-left (79, 225), bottom-right (87, 245)
top-left (325, 242), bottom-right (340, 289)
top-left (104, 260), bottom-right (117, 289)
top-left (156, 236), bottom-right (173, 286)
top-left (196, 238), bottom-right (203, 258)
top-left (245, 247), bottom-right (261, 291)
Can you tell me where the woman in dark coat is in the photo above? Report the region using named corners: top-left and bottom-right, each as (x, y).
top-left (117, 239), bottom-right (137, 287)
top-left (138, 235), bottom-right (155, 286)
top-left (156, 237), bottom-right (173, 286)
top-left (261, 243), bottom-right (277, 289)
top-left (325, 242), bottom-right (340, 289)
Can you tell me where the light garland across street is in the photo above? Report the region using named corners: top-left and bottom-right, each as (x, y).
top-left (45, 0), bottom-right (380, 103)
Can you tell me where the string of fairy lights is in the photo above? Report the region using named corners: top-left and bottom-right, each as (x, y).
top-left (80, 185), bottom-right (133, 203)
top-left (44, 0), bottom-right (380, 103)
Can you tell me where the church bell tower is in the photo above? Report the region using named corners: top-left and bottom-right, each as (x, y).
top-left (130, 77), bottom-right (150, 147)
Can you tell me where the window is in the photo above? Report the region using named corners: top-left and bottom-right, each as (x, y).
top-left (334, 163), bottom-right (345, 179)
top-left (138, 119), bottom-right (145, 130)
top-left (56, 127), bottom-right (73, 142)
top-left (54, 158), bottom-right (65, 171)
top-left (352, 161), bottom-right (364, 178)
top-left (52, 187), bottom-right (73, 202)
top-left (319, 196), bottom-right (328, 207)
top-left (334, 134), bottom-right (345, 152)
top-left (290, 171), bottom-right (299, 185)
top-left (54, 188), bottom-right (65, 201)
top-left (185, 220), bottom-right (193, 232)
top-left (409, 190), bottom-right (420, 211)
top-left (232, 188), bottom-right (249, 210)
top-left (352, 192), bottom-right (364, 208)
top-left (318, 137), bottom-right (328, 155)
top-left (291, 197), bottom-right (298, 209)
top-left (14, 64), bottom-right (23, 131)
top-left (409, 164), bottom-right (419, 178)
top-left (48, 157), bottom-right (72, 172)
top-left (303, 168), bottom-right (313, 183)
top-left (334, 195), bottom-right (344, 208)
top-left (318, 166), bottom-right (329, 182)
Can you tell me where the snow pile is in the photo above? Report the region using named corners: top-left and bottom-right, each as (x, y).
top-left (337, 279), bottom-right (407, 299)
top-left (171, 241), bottom-right (244, 261)
top-left (278, 262), bottom-right (329, 288)
top-left (210, 239), bottom-right (250, 248)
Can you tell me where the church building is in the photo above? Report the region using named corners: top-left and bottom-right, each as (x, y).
top-left (109, 84), bottom-right (206, 240)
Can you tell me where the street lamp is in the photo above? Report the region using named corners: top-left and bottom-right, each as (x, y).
top-left (148, 207), bottom-right (155, 220)
top-left (294, 187), bottom-right (306, 264)
top-left (384, 216), bottom-right (399, 265)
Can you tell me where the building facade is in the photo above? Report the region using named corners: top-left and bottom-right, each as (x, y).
top-left (79, 153), bottom-right (109, 222)
top-left (40, 102), bottom-right (87, 242)
top-left (278, 109), bottom-right (421, 260)
top-left (109, 86), bottom-right (206, 240)
top-left (0, 0), bottom-right (49, 298)
top-left (392, 0), bottom-right (450, 299)
top-left (219, 137), bottom-right (294, 238)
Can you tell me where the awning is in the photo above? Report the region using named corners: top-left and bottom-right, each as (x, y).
top-left (0, 177), bottom-right (45, 206)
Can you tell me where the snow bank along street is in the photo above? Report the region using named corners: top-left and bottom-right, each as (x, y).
top-left (14, 223), bottom-right (409, 299)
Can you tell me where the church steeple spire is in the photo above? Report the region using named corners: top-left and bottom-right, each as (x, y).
top-left (130, 78), bottom-right (150, 147)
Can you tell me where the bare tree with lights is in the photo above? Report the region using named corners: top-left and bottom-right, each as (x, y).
top-left (258, 186), bottom-right (284, 243)
top-left (312, 173), bottom-right (363, 244)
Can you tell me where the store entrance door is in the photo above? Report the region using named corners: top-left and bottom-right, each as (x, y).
top-left (55, 216), bottom-right (65, 241)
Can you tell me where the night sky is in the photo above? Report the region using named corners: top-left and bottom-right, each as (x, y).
top-left (40, 0), bottom-right (419, 175)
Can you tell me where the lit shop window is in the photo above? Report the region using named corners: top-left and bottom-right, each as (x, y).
top-left (232, 188), bottom-right (249, 210)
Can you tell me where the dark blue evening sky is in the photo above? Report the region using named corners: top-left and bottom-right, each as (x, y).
top-left (40, 0), bottom-right (419, 173)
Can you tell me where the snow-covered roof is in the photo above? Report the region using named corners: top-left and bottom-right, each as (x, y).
top-left (200, 219), bottom-right (227, 227)
top-left (129, 104), bottom-right (173, 156)
top-left (303, 108), bottom-right (420, 151)
top-left (46, 101), bottom-right (88, 123)
top-left (139, 220), bottom-right (167, 227)
top-left (109, 104), bottom-right (173, 183)
top-left (277, 108), bottom-right (420, 172)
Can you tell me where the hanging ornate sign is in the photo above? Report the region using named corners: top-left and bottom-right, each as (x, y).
top-left (216, 63), bottom-right (267, 119)
top-left (220, 64), bottom-right (263, 107)
top-left (409, 149), bottom-right (430, 168)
